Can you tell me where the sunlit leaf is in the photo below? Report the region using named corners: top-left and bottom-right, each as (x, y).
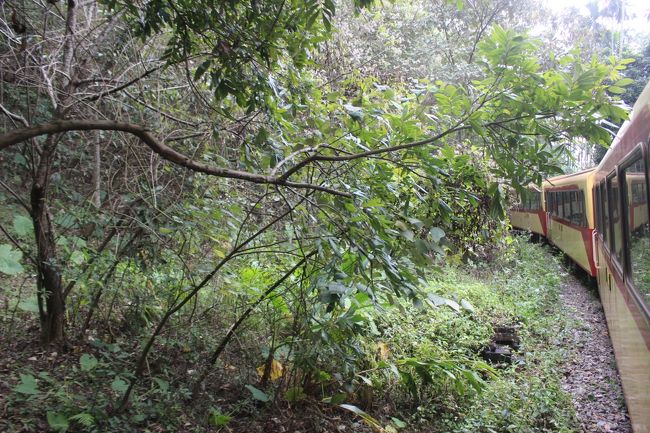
top-left (245, 384), bottom-right (270, 402)
top-left (256, 359), bottom-right (284, 381)
top-left (0, 244), bottom-right (24, 275)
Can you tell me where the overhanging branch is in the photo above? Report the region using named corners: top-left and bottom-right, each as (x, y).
top-left (0, 119), bottom-right (350, 197)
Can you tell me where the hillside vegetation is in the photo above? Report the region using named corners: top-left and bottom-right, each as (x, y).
top-left (0, 0), bottom-right (646, 431)
top-left (2, 237), bottom-right (580, 432)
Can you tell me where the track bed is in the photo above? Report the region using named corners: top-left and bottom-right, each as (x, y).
top-left (559, 273), bottom-right (631, 433)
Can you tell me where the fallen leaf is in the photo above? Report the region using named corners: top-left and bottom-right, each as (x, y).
top-left (256, 359), bottom-right (283, 381)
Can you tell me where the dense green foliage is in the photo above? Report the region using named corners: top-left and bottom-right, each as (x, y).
top-left (2, 237), bottom-right (582, 432)
top-left (0, 0), bottom-right (645, 430)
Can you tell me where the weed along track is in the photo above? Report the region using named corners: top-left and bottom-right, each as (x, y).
top-left (559, 272), bottom-right (631, 433)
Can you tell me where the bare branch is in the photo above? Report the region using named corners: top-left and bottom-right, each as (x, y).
top-left (0, 103), bottom-right (29, 127)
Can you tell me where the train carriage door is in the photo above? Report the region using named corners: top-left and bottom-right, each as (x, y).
top-left (611, 173), bottom-right (624, 267)
top-left (595, 184), bottom-right (603, 284)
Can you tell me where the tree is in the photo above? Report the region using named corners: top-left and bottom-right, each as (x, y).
top-left (0, 1), bottom-right (632, 412)
top-left (622, 39), bottom-right (650, 104)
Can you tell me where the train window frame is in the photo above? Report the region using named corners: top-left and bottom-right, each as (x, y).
top-left (618, 146), bottom-right (645, 275)
top-left (533, 190), bottom-right (541, 210)
top-left (573, 190), bottom-right (586, 227)
top-left (616, 140), bottom-right (650, 318)
top-left (606, 173), bottom-right (622, 267)
top-left (550, 191), bottom-right (556, 217)
top-left (548, 188), bottom-right (587, 227)
top-left (576, 191), bottom-right (580, 223)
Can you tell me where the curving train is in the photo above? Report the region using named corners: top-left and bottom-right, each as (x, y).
top-left (510, 81), bottom-right (650, 433)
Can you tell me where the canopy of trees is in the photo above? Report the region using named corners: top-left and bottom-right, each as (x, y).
top-left (0, 0), bottom-right (645, 430)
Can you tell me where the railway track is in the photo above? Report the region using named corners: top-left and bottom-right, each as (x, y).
top-left (560, 273), bottom-right (631, 433)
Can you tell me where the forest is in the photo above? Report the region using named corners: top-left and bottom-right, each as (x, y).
top-left (0, 0), bottom-right (649, 431)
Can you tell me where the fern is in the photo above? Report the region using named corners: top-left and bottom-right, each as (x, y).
top-left (69, 413), bottom-right (95, 428)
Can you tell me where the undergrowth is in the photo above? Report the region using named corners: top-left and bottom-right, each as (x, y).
top-left (0, 237), bottom-right (581, 432)
top-left (366, 237), bottom-right (580, 432)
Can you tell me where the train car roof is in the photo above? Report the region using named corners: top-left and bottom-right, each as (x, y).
top-left (543, 167), bottom-right (595, 187)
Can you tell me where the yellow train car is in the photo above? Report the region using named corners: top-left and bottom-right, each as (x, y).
top-left (509, 80), bottom-right (650, 433)
top-left (543, 168), bottom-right (597, 276)
top-left (509, 187), bottom-right (546, 236)
top-left (592, 81), bottom-right (650, 433)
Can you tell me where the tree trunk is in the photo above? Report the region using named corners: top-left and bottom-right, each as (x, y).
top-left (31, 137), bottom-right (65, 346)
top-left (33, 0), bottom-right (77, 346)
top-left (92, 140), bottom-right (101, 207)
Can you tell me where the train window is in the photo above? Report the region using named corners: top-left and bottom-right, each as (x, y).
top-left (532, 191), bottom-right (541, 210)
top-left (548, 192), bottom-right (554, 216)
top-left (624, 158), bottom-right (650, 306)
top-left (558, 192), bottom-right (564, 218)
top-left (519, 190), bottom-right (540, 211)
top-left (562, 191), bottom-right (572, 221)
top-left (610, 175), bottom-right (624, 263)
top-left (632, 182), bottom-right (647, 205)
top-left (568, 191), bottom-right (582, 226)
top-left (576, 191), bottom-right (586, 226)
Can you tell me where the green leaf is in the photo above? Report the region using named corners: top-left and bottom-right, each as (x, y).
top-left (460, 299), bottom-right (475, 313)
top-left (323, 392), bottom-right (347, 404)
top-left (614, 78), bottom-right (634, 87)
top-left (13, 215), bottom-right (33, 237)
top-left (0, 244), bottom-right (24, 275)
top-left (194, 59), bottom-right (211, 81)
top-left (47, 412), bottom-right (69, 432)
top-left (444, 298), bottom-right (460, 312)
top-left (429, 227), bottom-right (445, 243)
top-left (14, 373), bottom-right (39, 395)
top-left (111, 377), bottom-right (129, 393)
top-left (245, 384), bottom-right (270, 402)
top-left (357, 375), bottom-right (373, 386)
top-left (284, 386), bottom-right (306, 402)
top-left (391, 417), bottom-right (407, 429)
top-left (79, 354), bottom-right (98, 371)
top-left (427, 293), bottom-right (448, 307)
top-left (400, 229), bottom-right (415, 241)
top-left (17, 296), bottom-right (40, 313)
top-left (339, 404), bottom-right (383, 430)
top-left (344, 104), bottom-right (364, 121)
top-left (69, 413), bottom-right (94, 428)
top-left (208, 408), bottom-right (232, 426)
top-left (154, 377), bottom-right (169, 392)
top-left (70, 250), bottom-right (85, 265)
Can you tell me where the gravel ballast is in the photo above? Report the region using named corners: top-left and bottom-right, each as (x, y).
top-left (559, 273), bottom-right (632, 433)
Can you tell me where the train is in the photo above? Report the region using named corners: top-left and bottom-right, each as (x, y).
top-left (510, 80), bottom-right (650, 433)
